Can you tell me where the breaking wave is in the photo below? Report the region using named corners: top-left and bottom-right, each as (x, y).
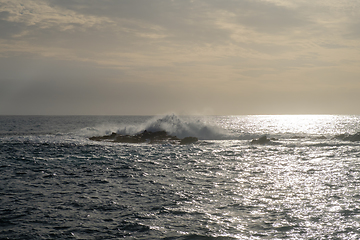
top-left (117, 114), bottom-right (229, 140)
top-left (78, 114), bottom-right (232, 140)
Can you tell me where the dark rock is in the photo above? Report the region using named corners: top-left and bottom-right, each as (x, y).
top-left (180, 137), bottom-right (198, 145)
top-left (334, 132), bottom-right (360, 141)
top-left (115, 135), bottom-right (145, 143)
top-left (89, 132), bottom-right (117, 141)
top-left (347, 133), bottom-right (360, 141)
top-left (290, 136), bottom-right (305, 139)
top-left (251, 135), bottom-right (270, 144)
top-left (316, 135), bottom-right (327, 140)
top-left (89, 130), bottom-right (197, 145)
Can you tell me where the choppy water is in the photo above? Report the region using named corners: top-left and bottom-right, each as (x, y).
top-left (1, 115), bottom-right (360, 239)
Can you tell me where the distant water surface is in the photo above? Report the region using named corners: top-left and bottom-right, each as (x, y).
top-left (1, 115), bottom-right (360, 239)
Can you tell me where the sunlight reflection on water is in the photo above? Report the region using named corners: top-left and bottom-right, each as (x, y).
top-left (218, 115), bottom-right (360, 137)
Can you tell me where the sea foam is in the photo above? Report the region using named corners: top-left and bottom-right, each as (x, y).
top-left (121, 114), bottom-right (228, 140)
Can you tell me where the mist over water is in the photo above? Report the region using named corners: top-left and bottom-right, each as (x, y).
top-left (123, 114), bottom-right (229, 140)
top-left (1, 115), bottom-right (360, 239)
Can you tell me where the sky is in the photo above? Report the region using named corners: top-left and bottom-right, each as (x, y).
top-left (0, 0), bottom-right (359, 115)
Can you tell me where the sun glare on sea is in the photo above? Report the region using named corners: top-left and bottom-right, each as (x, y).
top-left (259, 115), bottom-right (339, 135)
top-left (229, 115), bottom-right (346, 136)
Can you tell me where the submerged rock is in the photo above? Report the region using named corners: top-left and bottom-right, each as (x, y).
top-left (334, 132), bottom-right (360, 142)
top-left (89, 130), bottom-right (197, 145)
top-left (315, 135), bottom-right (327, 140)
top-left (180, 137), bottom-right (198, 145)
top-left (251, 135), bottom-right (272, 144)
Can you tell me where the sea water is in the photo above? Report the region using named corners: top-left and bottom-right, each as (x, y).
top-left (1, 115), bottom-right (360, 239)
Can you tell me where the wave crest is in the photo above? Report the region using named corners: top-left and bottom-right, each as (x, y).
top-left (121, 114), bottom-right (228, 140)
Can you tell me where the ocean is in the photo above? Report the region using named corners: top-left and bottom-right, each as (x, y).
top-left (1, 114), bottom-right (360, 239)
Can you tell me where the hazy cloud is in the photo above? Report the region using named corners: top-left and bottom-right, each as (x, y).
top-left (0, 0), bottom-right (360, 115)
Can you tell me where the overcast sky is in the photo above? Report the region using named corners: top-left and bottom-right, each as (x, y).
top-left (0, 0), bottom-right (359, 115)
